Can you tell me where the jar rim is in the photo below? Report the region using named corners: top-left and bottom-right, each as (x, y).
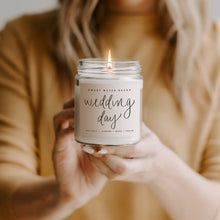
top-left (77, 58), bottom-right (142, 76)
top-left (78, 58), bottom-right (140, 64)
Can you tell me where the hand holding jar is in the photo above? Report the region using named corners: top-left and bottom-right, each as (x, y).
top-left (52, 98), bottom-right (107, 213)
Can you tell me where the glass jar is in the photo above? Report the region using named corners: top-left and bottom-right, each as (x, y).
top-left (75, 58), bottom-right (143, 146)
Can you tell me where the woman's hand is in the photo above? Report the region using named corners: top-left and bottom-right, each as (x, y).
top-left (52, 98), bottom-right (107, 210)
top-left (87, 123), bottom-right (169, 184)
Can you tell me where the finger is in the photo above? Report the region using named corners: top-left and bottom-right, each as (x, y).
top-left (88, 155), bottom-right (117, 179)
top-left (93, 146), bottom-right (137, 158)
top-left (100, 155), bottom-right (131, 176)
top-left (60, 118), bottom-right (75, 130)
top-left (82, 145), bottom-right (95, 154)
top-left (82, 145), bottom-right (106, 156)
top-left (63, 98), bottom-right (75, 109)
top-left (93, 138), bottom-right (155, 159)
top-left (99, 155), bottom-right (155, 182)
top-left (56, 126), bottom-right (75, 140)
top-left (53, 109), bottom-right (74, 133)
top-left (82, 145), bottom-right (137, 158)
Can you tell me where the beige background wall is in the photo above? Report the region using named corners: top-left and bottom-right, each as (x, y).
top-left (0, 0), bottom-right (58, 30)
top-left (209, 0), bottom-right (220, 19)
top-left (0, 0), bottom-right (219, 30)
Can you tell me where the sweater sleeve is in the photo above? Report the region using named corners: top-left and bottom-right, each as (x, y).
top-left (200, 79), bottom-right (220, 220)
top-left (200, 79), bottom-right (220, 182)
top-left (0, 20), bottom-right (40, 219)
top-left (199, 21), bottom-right (220, 220)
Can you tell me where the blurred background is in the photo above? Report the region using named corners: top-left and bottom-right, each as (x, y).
top-left (0, 0), bottom-right (220, 30)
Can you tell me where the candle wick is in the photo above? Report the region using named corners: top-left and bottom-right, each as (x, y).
top-left (107, 63), bottom-right (113, 69)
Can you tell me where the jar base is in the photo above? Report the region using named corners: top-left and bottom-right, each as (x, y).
top-left (75, 136), bottom-right (141, 147)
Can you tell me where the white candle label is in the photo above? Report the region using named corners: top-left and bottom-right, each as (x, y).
top-left (77, 80), bottom-right (142, 139)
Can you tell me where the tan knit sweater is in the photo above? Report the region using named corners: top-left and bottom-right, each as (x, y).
top-left (0, 10), bottom-right (220, 220)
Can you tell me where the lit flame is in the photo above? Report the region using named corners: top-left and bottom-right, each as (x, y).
top-left (107, 49), bottom-right (113, 69)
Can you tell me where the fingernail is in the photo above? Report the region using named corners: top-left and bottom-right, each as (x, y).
top-left (97, 149), bottom-right (108, 155)
top-left (82, 145), bottom-right (95, 154)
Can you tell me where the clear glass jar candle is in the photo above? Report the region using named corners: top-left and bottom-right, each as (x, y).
top-left (75, 58), bottom-right (143, 146)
